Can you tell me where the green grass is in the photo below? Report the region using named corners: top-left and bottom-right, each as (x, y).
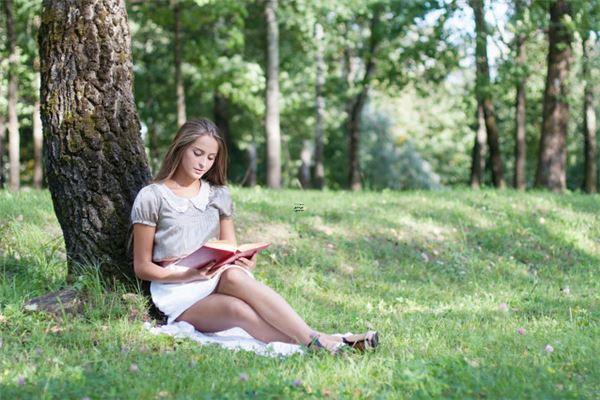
top-left (1, 187), bottom-right (599, 399)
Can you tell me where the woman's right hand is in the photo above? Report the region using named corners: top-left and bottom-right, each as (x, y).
top-left (177, 262), bottom-right (220, 283)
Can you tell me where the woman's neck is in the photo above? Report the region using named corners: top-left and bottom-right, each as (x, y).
top-left (168, 170), bottom-right (200, 189)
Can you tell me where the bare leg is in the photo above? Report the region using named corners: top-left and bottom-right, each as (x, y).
top-left (215, 268), bottom-right (342, 349)
top-left (175, 293), bottom-right (296, 344)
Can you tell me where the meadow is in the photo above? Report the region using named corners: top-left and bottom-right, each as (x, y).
top-left (0, 187), bottom-right (598, 399)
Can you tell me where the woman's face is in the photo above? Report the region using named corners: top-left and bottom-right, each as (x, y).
top-left (178, 135), bottom-right (219, 180)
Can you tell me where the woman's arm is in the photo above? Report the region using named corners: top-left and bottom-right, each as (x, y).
top-left (133, 224), bottom-right (212, 283)
top-left (218, 217), bottom-right (237, 246)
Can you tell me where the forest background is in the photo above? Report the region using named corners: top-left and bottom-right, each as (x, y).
top-left (1, 0), bottom-right (598, 193)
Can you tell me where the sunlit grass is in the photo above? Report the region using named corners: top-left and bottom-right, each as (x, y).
top-left (1, 187), bottom-right (598, 398)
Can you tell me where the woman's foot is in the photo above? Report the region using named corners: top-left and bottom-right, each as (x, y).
top-left (306, 332), bottom-right (345, 355)
top-left (341, 330), bottom-right (379, 352)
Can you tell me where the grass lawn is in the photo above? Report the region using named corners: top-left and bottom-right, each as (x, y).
top-left (0, 187), bottom-right (598, 399)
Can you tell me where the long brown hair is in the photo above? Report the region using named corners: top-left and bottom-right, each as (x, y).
top-left (153, 118), bottom-right (228, 186)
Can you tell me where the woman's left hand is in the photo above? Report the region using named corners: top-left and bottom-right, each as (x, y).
top-left (234, 252), bottom-right (257, 272)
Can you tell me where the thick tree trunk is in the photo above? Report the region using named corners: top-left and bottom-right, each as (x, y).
top-left (472, 0), bottom-right (504, 188)
top-left (535, 0), bottom-right (572, 191)
top-left (265, 0), bottom-right (281, 188)
top-left (470, 102), bottom-right (487, 188)
top-left (513, 18), bottom-right (527, 190)
top-left (313, 22), bottom-right (325, 190)
top-left (39, 0), bottom-right (152, 283)
top-left (172, 0), bottom-right (186, 127)
top-left (4, 0), bottom-right (20, 191)
top-left (582, 34), bottom-right (597, 193)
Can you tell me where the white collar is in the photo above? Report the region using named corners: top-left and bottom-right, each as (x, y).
top-left (156, 179), bottom-right (210, 213)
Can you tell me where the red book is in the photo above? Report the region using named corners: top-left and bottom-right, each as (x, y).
top-left (173, 241), bottom-right (271, 270)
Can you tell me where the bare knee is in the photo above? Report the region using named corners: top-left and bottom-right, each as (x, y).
top-left (217, 267), bottom-right (251, 293)
top-left (225, 297), bottom-right (256, 322)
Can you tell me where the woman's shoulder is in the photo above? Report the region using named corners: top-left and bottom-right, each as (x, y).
top-left (133, 183), bottom-right (163, 204)
top-left (209, 183), bottom-right (231, 199)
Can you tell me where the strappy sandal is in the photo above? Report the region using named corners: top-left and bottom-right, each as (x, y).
top-left (306, 333), bottom-right (345, 356)
top-left (341, 331), bottom-right (379, 352)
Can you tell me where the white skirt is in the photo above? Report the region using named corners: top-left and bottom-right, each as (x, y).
top-left (150, 264), bottom-right (255, 325)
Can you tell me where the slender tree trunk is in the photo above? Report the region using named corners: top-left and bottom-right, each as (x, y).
top-left (535, 0), bottom-right (572, 191)
top-left (298, 139), bottom-right (311, 189)
top-left (472, 0), bottom-right (504, 188)
top-left (313, 22), bottom-right (325, 190)
top-left (347, 12), bottom-right (379, 191)
top-left (39, 0), bottom-right (152, 283)
top-left (582, 34), bottom-right (597, 193)
top-left (213, 91), bottom-right (233, 152)
top-left (470, 102), bottom-right (487, 188)
top-left (149, 122), bottom-right (160, 175)
top-left (513, 11), bottom-right (527, 190)
top-left (33, 71), bottom-right (44, 188)
top-left (265, 0), bottom-right (281, 188)
top-left (0, 64), bottom-right (5, 189)
top-left (32, 17), bottom-right (44, 189)
top-left (242, 143), bottom-right (257, 187)
top-left (172, 0), bottom-right (186, 127)
top-left (4, 0), bottom-right (20, 191)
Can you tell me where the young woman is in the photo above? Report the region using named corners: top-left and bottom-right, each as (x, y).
top-left (131, 119), bottom-right (378, 354)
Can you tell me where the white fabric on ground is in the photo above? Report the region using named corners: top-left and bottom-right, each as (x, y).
top-left (143, 320), bottom-right (305, 357)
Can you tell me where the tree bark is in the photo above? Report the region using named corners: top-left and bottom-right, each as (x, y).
top-left (582, 33), bottom-right (597, 193)
top-left (513, 3), bottom-right (527, 190)
top-left (265, 0), bottom-right (281, 188)
top-left (39, 0), bottom-right (152, 284)
top-left (472, 0), bottom-right (504, 188)
top-left (4, 0), bottom-right (20, 191)
top-left (470, 102), bottom-right (487, 188)
top-left (313, 22), bottom-right (325, 190)
top-left (172, 0), bottom-right (186, 127)
top-left (534, 0), bottom-right (572, 191)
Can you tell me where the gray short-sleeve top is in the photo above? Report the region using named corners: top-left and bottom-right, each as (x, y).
top-left (130, 179), bottom-right (234, 262)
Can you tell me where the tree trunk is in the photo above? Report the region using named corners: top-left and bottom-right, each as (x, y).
top-left (39, 0), bottom-right (152, 284)
top-left (242, 143), bottom-right (257, 187)
top-left (470, 102), bottom-right (487, 188)
top-left (0, 63), bottom-right (5, 189)
top-left (172, 0), bottom-right (186, 127)
top-left (582, 34), bottom-right (597, 193)
top-left (534, 0), bottom-right (572, 191)
top-left (33, 72), bottom-right (44, 189)
top-left (213, 91), bottom-right (233, 152)
top-left (4, 0), bottom-right (20, 191)
top-left (265, 0), bottom-right (281, 188)
top-left (314, 22), bottom-right (325, 190)
top-left (346, 13), bottom-right (379, 191)
top-left (298, 139), bottom-right (311, 189)
top-left (472, 0), bottom-right (504, 188)
top-left (513, 8), bottom-right (527, 190)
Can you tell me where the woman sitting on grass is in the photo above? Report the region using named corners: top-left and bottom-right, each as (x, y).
top-left (131, 118), bottom-right (379, 355)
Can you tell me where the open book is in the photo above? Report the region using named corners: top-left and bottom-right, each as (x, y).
top-left (173, 241), bottom-right (271, 270)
